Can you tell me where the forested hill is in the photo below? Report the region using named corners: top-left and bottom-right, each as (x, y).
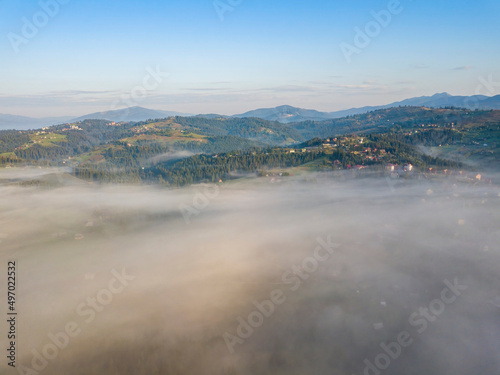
top-left (168, 116), bottom-right (303, 143)
top-left (290, 107), bottom-right (500, 139)
top-left (0, 117), bottom-right (300, 166)
top-left (72, 133), bottom-right (465, 186)
top-left (0, 107), bottom-right (498, 178)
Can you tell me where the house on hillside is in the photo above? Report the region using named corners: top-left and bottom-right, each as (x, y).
top-left (404, 163), bottom-right (413, 172)
top-left (385, 164), bottom-right (395, 172)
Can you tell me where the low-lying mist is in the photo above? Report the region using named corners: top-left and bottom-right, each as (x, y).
top-left (1, 169), bottom-right (499, 375)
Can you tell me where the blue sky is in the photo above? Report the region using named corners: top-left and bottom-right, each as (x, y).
top-left (0, 0), bottom-right (499, 117)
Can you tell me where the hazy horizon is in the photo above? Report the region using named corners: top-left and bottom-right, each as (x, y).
top-left (2, 91), bottom-right (499, 121)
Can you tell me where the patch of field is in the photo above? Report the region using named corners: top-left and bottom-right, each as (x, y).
top-left (31, 133), bottom-right (66, 144)
top-left (122, 133), bottom-right (208, 145)
top-left (131, 119), bottom-right (185, 132)
top-left (286, 156), bottom-right (332, 173)
top-left (74, 149), bottom-right (108, 164)
top-left (19, 133), bottom-right (67, 149)
top-left (0, 152), bottom-right (17, 158)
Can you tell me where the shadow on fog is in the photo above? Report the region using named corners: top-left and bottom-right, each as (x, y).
top-left (1, 169), bottom-right (499, 375)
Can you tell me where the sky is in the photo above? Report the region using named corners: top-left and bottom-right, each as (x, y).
top-left (0, 0), bottom-right (499, 117)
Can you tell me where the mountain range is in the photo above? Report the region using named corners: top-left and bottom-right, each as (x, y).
top-left (0, 114), bottom-right (74, 130)
top-left (0, 107), bottom-right (192, 131)
top-left (233, 93), bottom-right (500, 123)
top-left (2, 93), bottom-right (500, 129)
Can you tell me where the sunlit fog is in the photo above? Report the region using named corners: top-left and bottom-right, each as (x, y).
top-left (1, 169), bottom-right (499, 375)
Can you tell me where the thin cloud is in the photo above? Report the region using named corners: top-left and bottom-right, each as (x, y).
top-left (412, 64), bottom-right (429, 69)
top-left (395, 80), bottom-right (416, 85)
top-left (258, 85), bottom-right (319, 93)
top-left (181, 88), bottom-right (230, 92)
top-left (47, 90), bottom-right (120, 96)
top-left (452, 65), bottom-right (474, 70)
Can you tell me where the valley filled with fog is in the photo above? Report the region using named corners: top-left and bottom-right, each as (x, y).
top-left (1, 169), bottom-right (499, 375)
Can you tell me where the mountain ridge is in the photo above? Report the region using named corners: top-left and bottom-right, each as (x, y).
top-left (233, 93), bottom-right (500, 123)
top-left (2, 93), bottom-right (500, 129)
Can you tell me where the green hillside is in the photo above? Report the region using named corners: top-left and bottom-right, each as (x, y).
top-left (0, 107), bottom-right (498, 185)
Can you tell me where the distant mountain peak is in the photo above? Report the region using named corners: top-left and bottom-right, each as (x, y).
top-left (232, 93), bottom-right (500, 124)
top-left (234, 105), bottom-right (333, 123)
top-left (2, 93), bottom-right (500, 130)
top-left (432, 92), bottom-right (452, 98)
top-left (71, 107), bottom-right (192, 123)
top-left (275, 105), bottom-right (298, 110)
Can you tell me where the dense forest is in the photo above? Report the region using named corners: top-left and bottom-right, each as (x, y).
top-left (73, 136), bottom-right (463, 187)
top-left (74, 149), bottom-right (324, 185)
top-left (289, 107), bottom-right (498, 139)
top-left (0, 130), bottom-right (30, 153)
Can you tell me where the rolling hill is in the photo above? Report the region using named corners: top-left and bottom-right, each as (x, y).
top-left (233, 105), bottom-right (334, 123)
top-left (71, 106), bottom-right (192, 122)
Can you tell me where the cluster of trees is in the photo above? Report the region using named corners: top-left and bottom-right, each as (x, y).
top-left (14, 144), bottom-right (68, 160)
top-left (400, 128), bottom-right (464, 146)
top-left (0, 154), bottom-right (21, 165)
top-left (73, 165), bottom-right (143, 184)
top-left (100, 142), bottom-right (170, 167)
top-left (189, 136), bottom-right (264, 154)
top-left (150, 149), bottom-right (322, 185)
top-left (366, 134), bottom-right (463, 168)
top-left (74, 149), bottom-right (326, 186)
top-left (327, 148), bottom-right (369, 167)
top-left (0, 131), bottom-right (30, 153)
top-left (289, 107), bottom-right (493, 139)
top-left (77, 137), bottom-right (265, 170)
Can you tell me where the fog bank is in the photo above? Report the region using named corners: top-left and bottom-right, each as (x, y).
top-left (1, 170), bottom-right (499, 374)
